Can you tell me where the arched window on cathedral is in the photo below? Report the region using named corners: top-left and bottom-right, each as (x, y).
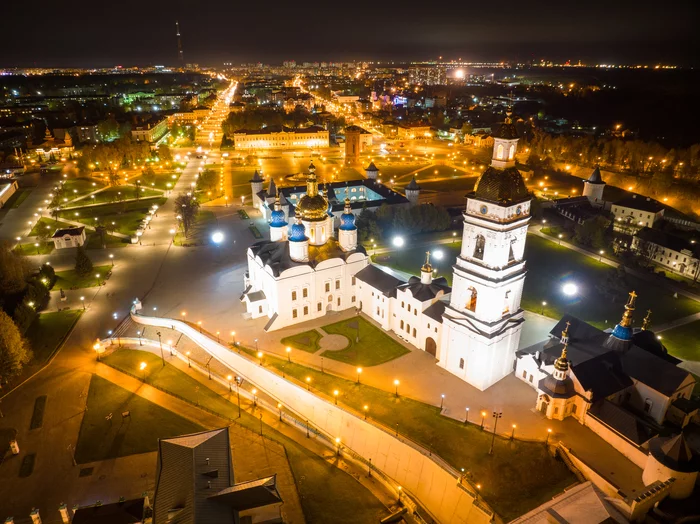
top-left (508, 144), bottom-right (515, 160)
top-left (473, 235), bottom-right (485, 260)
top-left (496, 144), bottom-right (504, 160)
top-left (459, 358), bottom-right (465, 370)
top-left (466, 287), bottom-right (477, 312)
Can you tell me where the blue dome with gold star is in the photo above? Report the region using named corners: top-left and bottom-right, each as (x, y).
top-left (270, 207), bottom-right (287, 227)
top-left (339, 198), bottom-right (356, 231)
top-left (289, 221), bottom-right (307, 242)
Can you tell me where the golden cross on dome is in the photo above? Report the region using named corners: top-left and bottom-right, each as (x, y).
top-left (425, 251), bottom-right (431, 265)
top-left (561, 320), bottom-right (571, 339)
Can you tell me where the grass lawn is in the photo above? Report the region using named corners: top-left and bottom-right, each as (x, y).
top-left (84, 186), bottom-right (162, 205)
top-left (102, 349), bottom-right (389, 523)
top-left (29, 217), bottom-right (76, 237)
top-left (375, 234), bottom-right (700, 328)
top-left (245, 349), bottom-right (576, 519)
top-left (372, 163), bottom-right (427, 181)
top-left (59, 199), bottom-right (166, 236)
top-left (74, 375), bottom-right (203, 464)
top-left (85, 231), bottom-right (127, 249)
top-left (321, 317), bottom-right (410, 366)
top-left (54, 264), bottom-right (111, 290)
top-left (62, 177), bottom-right (104, 199)
top-left (281, 329), bottom-right (322, 353)
top-left (658, 320), bottom-right (700, 361)
top-left (6, 188), bottom-right (32, 209)
top-left (26, 309), bottom-right (82, 363)
top-left (13, 242), bottom-right (54, 256)
top-left (147, 171), bottom-right (181, 191)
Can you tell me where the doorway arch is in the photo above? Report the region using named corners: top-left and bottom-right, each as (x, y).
top-left (425, 337), bottom-right (437, 357)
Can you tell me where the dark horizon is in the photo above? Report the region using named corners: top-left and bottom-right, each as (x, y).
top-left (1, 1), bottom-right (698, 68)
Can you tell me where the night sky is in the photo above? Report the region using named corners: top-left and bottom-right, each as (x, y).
top-left (1, 0), bottom-right (698, 67)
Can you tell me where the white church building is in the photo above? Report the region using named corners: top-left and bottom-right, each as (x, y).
top-left (243, 112), bottom-right (533, 392)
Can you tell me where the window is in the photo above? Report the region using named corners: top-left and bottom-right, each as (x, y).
top-left (351, 295), bottom-right (356, 303)
top-left (496, 144), bottom-right (504, 160)
top-left (406, 323), bottom-right (411, 333)
top-left (401, 301), bottom-right (405, 308)
top-left (352, 276), bottom-right (356, 285)
top-left (258, 305), bottom-right (263, 314)
top-left (408, 304), bottom-right (411, 312)
top-left (466, 287), bottom-right (477, 312)
top-left (328, 295), bottom-right (332, 302)
top-left (337, 297), bottom-right (341, 306)
top-left (554, 407), bottom-right (559, 415)
top-left (303, 306), bottom-right (309, 315)
top-left (427, 323), bottom-right (431, 329)
top-left (459, 358), bottom-right (464, 369)
top-left (572, 404), bottom-right (577, 414)
top-left (414, 309), bottom-right (418, 316)
top-left (522, 370), bottom-right (527, 379)
top-left (292, 309), bottom-right (298, 319)
top-left (508, 144), bottom-right (515, 160)
top-left (303, 288), bottom-right (308, 298)
top-left (335, 280), bottom-right (340, 290)
top-left (529, 374), bottom-right (533, 383)
top-left (318, 302), bottom-right (322, 312)
top-left (644, 399), bottom-right (653, 413)
top-left (412, 328), bottom-right (416, 337)
top-left (292, 291), bottom-right (297, 301)
top-left (473, 235), bottom-right (485, 260)
top-left (325, 282), bottom-right (330, 292)
top-left (400, 320), bottom-right (404, 329)
top-left (377, 307), bottom-right (380, 315)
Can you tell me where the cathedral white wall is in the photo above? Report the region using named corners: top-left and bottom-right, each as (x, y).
top-left (438, 319), bottom-right (522, 391)
top-left (627, 380), bottom-right (671, 425)
top-left (270, 225), bottom-right (287, 242)
top-left (514, 355), bottom-right (543, 390)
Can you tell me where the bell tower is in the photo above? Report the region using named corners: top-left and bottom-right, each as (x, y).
top-left (438, 110), bottom-right (531, 391)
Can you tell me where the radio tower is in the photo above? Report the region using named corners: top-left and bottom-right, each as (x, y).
top-left (176, 21), bottom-right (184, 64)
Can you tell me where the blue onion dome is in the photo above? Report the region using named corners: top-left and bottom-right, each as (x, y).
top-left (339, 198), bottom-right (356, 231)
top-left (270, 207), bottom-right (287, 227)
top-left (604, 290), bottom-right (637, 351)
top-left (289, 219), bottom-right (307, 242)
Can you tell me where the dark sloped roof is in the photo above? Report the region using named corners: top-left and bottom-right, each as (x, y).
top-left (631, 329), bottom-right (680, 365)
top-left (208, 475), bottom-right (282, 511)
top-left (649, 434), bottom-right (699, 473)
top-left (405, 176), bottom-right (420, 190)
top-left (72, 499), bottom-right (145, 524)
top-left (345, 125), bottom-right (371, 134)
top-left (572, 352), bottom-right (633, 400)
top-left (622, 346), bottom-right (690, 396)
top-left (550, 315), bottom-right (605, 343)
top-left (52, 226), bottom-right (85, 238)
top-left (635, 227), bottom-right (700, 257)
top-left (250, 170), bottom-right (263, 182)
top-left (398, 276), bottom-right (451, 302)
top-left (614, 195), bottom-right (664, 213)
top-left (587, 165), bottom-right (605, 184)
top-left (250, 239), bottom-right (366, 277)
top-left (355, 265), bottom-right (405, 294)
top-left (588, 400), bottom-right (655, 445)
top-left (538, 375), bottom-right (575, 399)
top-left (365, 161), bottom-right (378, 171)
top-left (473, 166), bottom-right (529, 205)
top-left (423, 300), bottom-right (447, 323)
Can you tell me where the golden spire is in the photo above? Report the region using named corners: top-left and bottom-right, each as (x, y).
top-left (562, 320), bottom-right (571, 340)
top-left (619, 291), bottom-right (637, 328)
top-left (554, 339), bottom-right (569, 372)
top-left (421, 251), bottom-right (432, 273)
top-left (274, 191), bottom-right (281, 211)
top-left (306, 164), bottom-right (318, 197)
top-left (641, 309), bottom-right (652, 331)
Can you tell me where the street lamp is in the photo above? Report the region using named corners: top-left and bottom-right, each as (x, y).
top-left (305, 376), bottom-right (311, 391)
top-left (356, 367), bottom-right (362, 384)
top-left (286, 346), bottom-right (292, 362)
top-left (562, 283), bottom-right (578, 297)
top-left (333, 390), bottom-right (339, 405)
top-left (93, 341), bottom-right (101, 361)
top-left (252, 388), bottom-right (258, 407)
top-left (489, 411), bottom-right (502, 454)
top-left (95, 273), bottom-right (101, 286)
top-left (216, 331), bottom-right (220, 343)
top-left (227, 374), bottom-right (233, 392)
top-left (231, 331), bottom-right (236, 345)
top-left (140, 361), bottom-right (147, 381)
top-left (156, 331), bottom-right (164, 367)
top-left (480, 411), bottom-right (486, 430)
top-left (440, 394), bottom-right (445, 409)
top-left (511, 424), bottom-right (516, 439)
top-left (335, 437), bottom-right (341, 456)
top-left (394, 379), bottom-right (400, 397)
top-left (599, 250), bottom-right (604, 261)
top-left (186, 351), bottom-right (191, 367)
top-left (80, 296), bottom-right (85, 310)
top-left (109, 254), bottom-right (114, 267)
top-left (465, 407), bottom-right (470, 424)
top-left (278, 402), bottom-right (283, 421)
top-left (197, 321), bottom-right (203, 332)
top-left (363, 405), bottom-right (369, 419)
top-left (257, 351), bottom-right (263, 365)
top-left (546, 428), bottom-right (552, 445)
top-left (541, 301), bottom-right (547, 315)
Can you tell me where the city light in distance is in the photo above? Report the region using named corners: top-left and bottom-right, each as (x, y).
top-left (392, 236), bottom-right (405, 247)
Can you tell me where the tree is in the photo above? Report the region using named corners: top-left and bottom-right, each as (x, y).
top-left (74, 246), bottom-right (93, 277)
top-left (573, 216), bottom-right (610, 249)
top-left (134, 179), bottom-right (142, 200)
top-left (0, 242), bottom-right (30, 295)
top-left (95, 225), bottom-right (107, 249)
top-left (157, 145), bottom-right (173, 163)
top-left (175, 193), bottom-right (200, 238)
top-left (197, 169), bottom-right (217, 193)
top-left (0, 310), bottom-right (31, 379)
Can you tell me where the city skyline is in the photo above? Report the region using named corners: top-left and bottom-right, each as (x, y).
top-left (1, 1), bottom-right (698, 67)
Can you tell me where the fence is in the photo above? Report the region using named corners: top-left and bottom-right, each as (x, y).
top-left (128, 308), bottom-right (494, 524)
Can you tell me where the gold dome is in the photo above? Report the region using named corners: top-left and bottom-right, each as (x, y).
top-left (297, 166), bottom-right (329, 221)
top-left (297, 194), bottom-right (329, 221)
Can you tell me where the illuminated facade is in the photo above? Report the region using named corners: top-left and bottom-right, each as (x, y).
top-left (233, 126), bottom-right (329, 150)
top-left (438, 110), bottom-right (531, 390)
top-left (242, 162), bottom-right (369, 330)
